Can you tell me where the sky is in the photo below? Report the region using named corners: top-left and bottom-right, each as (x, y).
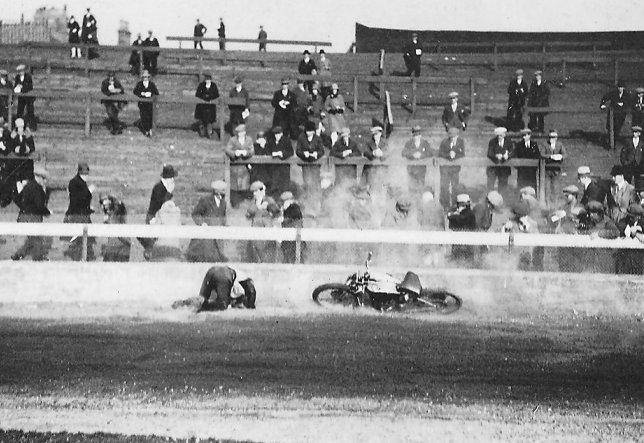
top-left (3, 0), bottom-right (644, 51)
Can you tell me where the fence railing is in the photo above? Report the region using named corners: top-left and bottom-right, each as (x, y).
top-left (167, 36), bottom-right (332, 52)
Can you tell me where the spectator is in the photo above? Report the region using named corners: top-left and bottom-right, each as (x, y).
top-left (218, 18), bottom-right (226, 50)
top-left (577, 166), bottom-right (611, 207)
top-left (331, 127), bottom-right (361, 184)
top-left (129, 33), bottom-right (144, 76)
top-left (279, 191), bottom-right (305, 263)
top-left (324, 82), bottom-right (346, 145)
top-left (486, 127), bottom-right (512, 195)
top-left (447, 193), bottom-right (476, 260)
top-left (101, 71), bottom-right (126, 135)
top-left (541, 130), bottom-right (566, 204)
top-left (608, 165), bottom-right (635, 224)
top-left (418, 188), bottom-right (445, 230)
top-left (0, 70), bottom-right (12, 121)
top-left (402, 125), bottom-right (433, 192)
top-left (632, 87), bottom-right (644, 128)
top-left (224, 124), bottom-right (254, 207)
top-left (148, 198), bottom-right (183, 261)
top-left (507, 69), bottom-right (529, 131)
top-left (186, 180), bottom-right (228, 263)
top-left (298, 50), bottom-right (317, 93)
top-left (550, 185), bottom-right (583, 233)
top-left (67, 15), bottom-right (81, 59)
top-left (518, 186), bottom-right (546, 270)
top-left (600, 81), bottom-right (630, 143)
top-left (139, 164), bottom-right (177, 260)
top-left (473, 190), bottom-right (504, 232)
top-left (245, 180), bottom-right (279, 262)
top-left (271, 78), bottom-right (297, 140)
top-left (296, 120), bottom-right (325, 198)
top-left (527, 70), bottom-right (550, 133)
top-left (441, 91), bottom-right (469, 131)
top-left (258, 25), bottom-right (267, 52)
top-left (636, 174), bottom-right (644, 204)
top-left (133, 70), bottom-right (159, 137)
top-left (362, 123), bottom-right (388, 186)
top-left (0, 116), bottom-right (10, 155)
top-left (194, 73), bottom-right (219, 139)
top-left (99, 194), bottom-right (130, 262)
top-left (81, 8), bottom-right (99, 59)
top-left (142, 30), bottom-right (160, 75)
top-left (62, 161), bottom-right (96, 261)
top-left (620, 125), bottom-right (643, 184)
top-left (403, 32), bottom-right (422, 77)
top-left (382, 195), bottom-right (419, 230)
top-left (313, 117), bottom-right (333, 151)
top-left (318, 50), bottom-right (332, 99)
top-left (11, 166), bottom-right (51, 261)
top-left (292, 78), bottom-right (310, 136)
top-left (615, 203), bottom-right (644, 274)
top-left (309, 82), bottom-right (325, 120)
top-left (9, 118), bottom-right (35, 155)
top-left (266, 126), bottom-right (294, 195)
top-left (227, 76), bottom-right (250, 135)
top-left (250, 130), bottom-right (271, 188)
top-left (502, 201), bottom-right (540, 270)
top-left (193, 19), bottom-right (207, 49)
top-left (585, 200), bottom-right (620, 239)
top-left (438, 126), bottom-right (465, 207)
top-left (514, 128), bottom-right (541, 190)
top-left (14, 64), bottom-right (36, 130)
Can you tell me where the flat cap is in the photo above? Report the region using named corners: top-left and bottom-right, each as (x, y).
top-left (141, 69), bottom-right (151, 77)
top-left (548, 130), bottom-right (558, 138)
top-left (577, 166), bottom-right (591, 175)
top-left (515, 69), bottom-right (524, 76)
top-left (456, 193), bottom-right (470, 203)
top-left (632, 125), bottom-right (642, 133)
top-left (0, 69), bottom-right (7, 75)
top-left (534, 70), bottom-right (543, 76)
top-left (16, 64), bottom-right (26, 71)
top-left (233, 75), bottom-right (243, 83)
top-left (280, 191), bottom-right (294, 201)
top-left (14, 117), bottom-right (24, 127)
top-left (250, 181), bottom-right (265, 191)
top-left (586, 200), bottom-right (604, 213)
top-left (272, 125), bottom-right (283, 133)
top-left (448, 91), bottom-right (459, 98)
top-left (211, 180), bottom-right (226, 193)
top-left (494, 127), bottom-right (507, 136)
top-left (280, 78), bottom-right (289, 85)
top-left (395, 196), bottom-right (413, 212)
top-left (512, 201), bottom-right (530, 217)
top-left (412, 125), bottom-right (422, 134)
top-left (77, 161), bottom-right (90, 174)
top-left (486, 190), bottom-right (504, 208)
top-left (520, 128), bottom-right (532, 135)
top-left (234, 124), bottom-right (246, 133)
top-left (370, 125), bottom-right (383, 133)
top-left (161, 164), bottom-right (178, 178)
top-left (341, 127), bottom-right (351, 136)
top-left (519, 186), bottom-right (536, 197)
top-left (562, 184), bottom-right (580, 195)
top-left (636, 87), bottom-right (644, 94)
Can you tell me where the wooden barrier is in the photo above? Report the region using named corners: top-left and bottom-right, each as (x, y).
top-left (167, 35), bottom-right (332, 53)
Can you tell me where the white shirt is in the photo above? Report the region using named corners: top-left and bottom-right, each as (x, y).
top-left (633, 137), bottom-right (640, 146)
top-left (451, 102), bottom-right (457, 112)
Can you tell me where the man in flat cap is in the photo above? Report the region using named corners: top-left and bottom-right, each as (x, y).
top-left (218, 18), bottom-right (226, 51)
top-left (447, 193), bottom-right (477, 260)
top-left (577, 165), bottom-right (611, 207)
top-left (632, 87), bottom-right (644, 128)
top-left (487, 127), bottom-right (512, 195)
top-left (14, 64), bottom-right (36, 130)
top-left (101, 71), bottom-right (126, 135)
top-left (362, 122), bottom-right (388, 186)
top-left (186, 179), bottom-right (228, 263)
top-left (227, 76), bottom-right (250, 135)
top-left (296, 120), bottom-right (325, 199)
top-left (266, 125), bottom-right (294, 196)
top-left (403, 32), bottom-right (422, 77)
top-left (271, 79), bottom-right (297, 140)
top-left (551, 185), bottom-right (583, 230)
top-left (614, 203), bottom-right (644, 274)
top-left (585, 200), bottom-right (620, 239)
top-left (279, 191), bottom-right (305, 263)
top-left (473, 190), bottom-right (504, 232)
top-left (620, 125), bottom-right (643, 184)
top-left (12, 166), bottom-right (51, 261)
top-left (224, 124), bottom-right (254, 207)
top-left (608, 165), bottom-right (635, 224)
top-left (331, 127), bottom-right (362, 184)
top-left (9, 117), bottom-right (35, 156)
top-left (514, 128), bottom-right (541, 190)
top-left (0, 69), bottom-right (13, 122)
top-left (527, 70), bottom-right (550, 133)
top-left (438, 126), bottom-right (465, 207)
top-left (541, 130), bottom-right (566, 205)
top-left (133, 70), bottom-right (159, 137)
top-left (324, 82), bottom-right (347, 144)
top-left (62, 162), bottom-right (96, 261)
top-left (129, 33), bottom-right (144, 76)
top-left (402, 126), bottom-right (434, 192)
top-left (142, 30), bottom-right (160, 75)
top-left (507, 69), bottom-right (529, 131)
top-left (600, 81), bottom-right (630, 144)
top-left (298, 50), bottom-right (317, 93)
top-left (245, 180), bottom-right (279, 262)
top-left (194, 73), bottom-right (220, 138)
top-left (442, 91), bottom-right (469, 131)
top-left (292, 78), bottom-right (311, 134)
top-left (139, 164), bottom-right (177, 259)
top-left (258, 25), bottom-right (268, 52)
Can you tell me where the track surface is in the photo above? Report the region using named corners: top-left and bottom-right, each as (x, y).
top-left (0, 309), bottom-right (642, 441)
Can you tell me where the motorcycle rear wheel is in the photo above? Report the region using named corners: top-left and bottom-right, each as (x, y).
top-left (413, 290), bottom-right (462, 314)
top-left (312, 283), bottom-right (358, 308)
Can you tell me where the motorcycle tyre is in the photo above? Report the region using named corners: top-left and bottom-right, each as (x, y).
top-left (312, 283), bottom-right (358, 308)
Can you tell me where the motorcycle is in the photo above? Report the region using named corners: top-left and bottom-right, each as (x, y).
top-left (312, 252), bottom-right (462, 314)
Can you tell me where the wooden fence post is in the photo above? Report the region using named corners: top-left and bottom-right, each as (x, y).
top-left (541, 42), bottom-right (547, 71)
top-left (84, 95), bottom-right (91, 137)
top-left (224, 155), bottom-right (231, 206)
top-left (538, 159), bottom-right (546, 205)
top-left (379, 49), bottom-right (385, 75)
top-left (218, 99), bottom-right (226, 141)
top-left (353, 76), bottom-right (358, 112)
top-left (609, 107), bottom-right (615, 151)
top-left (469, 77), bottom-right (475, 113)
top-left (411, 77), bottom-right (417, 116)
top-left (7, 91), bottom-right (13, 126)
top-left (613, 57), bottom-right (619, 85)
top-left (492, 42), bottom-right (498, 71)
top-left (561, 58), bottom-right (567, 85)
top-left (81, 225), bottom-right (88, 262)
top-left (430, 158), bottom-right (441, 199)
top-left (295, 227), bottom-right (302, 264)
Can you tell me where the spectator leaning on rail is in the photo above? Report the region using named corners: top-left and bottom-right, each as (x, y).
top-left (308, 82), bottom-right (325, 121)
top-left (514, 128), bottom-right (541, 190)
top-left (101, 71), bottom-right (127, 135)
top-left (139, 164), bottom-right (177, 260)
top-left (402, 125), bottom-right (433, 192)
top-left (441, 91), bottom-right (469, 132)
top-left (600, 81), bottom-right (630, 145)
top-left (487, 127), bottom-right (512, 195)
top-left (502, 201), bottom-right (540, 271)
top-left (298, 50), bottom-right (317, 93)
top-left (196, 266), bottom-right (256, 312)
top-left (507, 69), bottom-right (529, 131)
top-left (0, 69), bottom-right (13, 121)
top-left (438, 126), bottom-right (465, 207)
top-left (418, 188), bottom-right (445, 230)
top-left (142, 30), bottom-right (160, 75)
top-left (81, 8), bottom-right (99, 59)
top-left (632, 87), bottom-right (644, 128)
top-left (9, 118), bottom-right (35, 156)
top-left (550, 185), bottom-right (583, 232)
top-left (620, 125), bottom-right (643, 185)
top-left (331, 127), bottom-right (362, 184)
top-left (266, 125), bottom-right (294, 196)
top-left (325, 82), bottom-right (347, 145)
top-left (62, 162), bottom-right (96, 261)
top-left (14, 64), bottom-right (36, 130)
top-left (279, 191), bottom-right (305, 263)
top-left (527, 70), bottom-right (550, 133)
top-left (293, 78), bottom-right (311, 135)
top-left (362, 122), bottom-right (388, 186)
top-left (148, 197), bottom-right (183, 261)
top-left (258, 25), bottom-right (267, 52)
top-left (297, 120), bottom-right (325, 199)
top-left (615, 203), bottom-right (644, 275)
top-left (245, 180), bottom-right (279, 263)
top-left (224, 124), bottom-right (254, 207)
top-left (186, 179), bottom-right (228, 263)
top-left (447, 193), bottom-right (477, 261)
top-left (473, 190), bottom-right (504, 232)
top-left (584, 200), bottom-right (620, 239)
top-left (99, 193), bottom-right (130, 262)
top-left (577, 165), bottom-right (612, 207)
top-left (67, 15), bottom-right (81, 59)
top-left (227, 76), bottom-right (250, 135)
top-left (133, 70), bottom-right (159, 138)
top-left (403, 32), bottom-right (422, 77)
top-left (635, 174), bottom-right (644, 204)
top-left (608, 165), bottom-right (635, 225)
top-left (317, 50), bottom-right (332, 99)
top-left (194, 73), bottom-right (220, 139)
top-left (271, 78), bottom-right (297, 140)
top-left (193, 18), bottom-right (207, 49)
top-left (129, 33), bottom-right (144, 76)
top-left (541, 130), bottom-right (566, 204)
top-left (11, 166), bottom-right (51, 261)
top-left (0, 116), bottom-right (10, 155)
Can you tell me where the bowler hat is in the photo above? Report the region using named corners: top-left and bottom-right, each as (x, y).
top-left (302, 50), bottom-right (310, 55)
top-left (211, 180), bottom-right (226, 193)
top-left (77, 162), bottom-right (90, 174)
top-left (610, 165), bottom-right (624, 177)
top-left (161, 164), bottom-right (177, 178)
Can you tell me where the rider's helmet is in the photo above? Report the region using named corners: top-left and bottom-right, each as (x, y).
top-left (397, 271), bottom-right (422, 296)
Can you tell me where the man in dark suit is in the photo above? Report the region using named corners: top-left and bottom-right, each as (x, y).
top-left (600, 82), bottom-right (630, 142)
top-left (194, 74), bottom-right (219, 138)
top-left (438, 127), bottom-right (465, 207)
top-left (487, 127), bottom-right (513, 194)
top-left (186, 180), bottom-right (228, 262)
top-left (441, 91), bottom-right (469, 131)
top-left (193, 19), bottom-right (207, 49)
top-left (527, 70), bottom-right (550, 133)
top-left (514, 128), bottom-right (541, 189)
top-left (258, 26), bottom-right (267, 52)
top-left (447, 193), bottom-right (477, 260)
top-left (9, 118), bottom-right (35, 155)
top-left (632, 87), bottom-right (644, 128)
top-left (63, 162), bottom-right (96, 261)
top-left (271, 79), bottom-right (297, 139)
top-left (227, 76), bottom-right (250, 135)
top-left (402, 125), bottom-right (433, 192)
top-left (197, 266), bottom-right (256, 311)
top-left (0, 69), bottom-right (13, 122)
top-left (507, 69), bottom-right (529, 131)
top-left (133, 70), bottom-right (159, 137)
top-left (403, 33), bottom-right (422, 77)
top-left (129, 33), bottom-right (144, 76)
top-left (266, 125), bottom-right (294, 195)
top-left (620, 125), bottom-right (644, 184)
top-left (67, 16), bottom-right (81, 58)
top-left (81, 8), bottom-right (99, 59)
top-left (12, 166), bottom-right (51, 261)
top-left (101, 71), bottom-right (126, 135)
top-left (298, 50), bottom-right (317, 92)
top-left (296, 121), bottom-right (325, 198)
top-left (578, 166), bottom-right (612, 207)
top-left (218, 18), bottom-right (226, 50)
top-left (279, 191), bottom-right (305, 263)
top-left (142, 30), bottom-right (160, 75)
top-left (139, 164), bottom-right (177, 259)
top-left (331, 127), bottom-right (362, 184)
top-left (14, 64), bottom-right (36, 130)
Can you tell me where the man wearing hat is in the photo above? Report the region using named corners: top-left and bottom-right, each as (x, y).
top-left (81, 8), bottom-right (99, 59)
top-left (514, 128), bottom-right (541, 190)
top-left (218, 18), bottom-right (226, 51)
top-left (541, 130), bottom-right (566, 204)
top-left (9, 117), bottom-right (35, 156)
top-left (12, 166), bottom-right (51, 261)
top-left (402, 126), bottom-right (434, 192)
top-left (317, 49), bottom-right (332, 99)
top-left (527, 70), bottom-right (550, 133)
top-left (67, 15), bottom-right (81, 58)
top-left (438, 126), bottom-right (465, 207)
top-left (473, 190), bottom-right (504, 232)
top-left (441, 92), bottom-right (469, 131)
top-left (585, 200), bottom-right (620, 239)
top-left (608, 165), bottom-right (635, 224)
top-left (507, 69), bottom-right (529, 131)
top-left (267, 125), bottom-right (294, 195)
top-left (142, 30), bottom-right (160, 75)
top-left (258, 25), bottom-right (267, 52)
top-left (271, 79), bottom-right (297, 140)
top-left (447, 193), bottom-right (477, 260)
top-left (224, 124), bottom-right (254, 207)
top-left (279, 191), bottom-right (306, 263)
top-left (14, 64), bottom-right (36, 130)
top-left (362, 121), bottom-right (389, 186)
top-left (487, 127), bottom-right (512, 194)
top-left (331, 127), bottom-right (362, 184)
top-left (551, 185), bottom-right (583, 227)
top-left (186, 179), bottom-right (228, 263)
top-left (194, 73), bottom-right (220, 138)
top-left (128, 33), bottom-right (144, 76)
top-left (100, 72), bottom-right (126, 135)
top-left (614, 203), bottom-right (644, 274)
top-left (620, 125), bottom-right (643, 184)
top-left (139, 164), bottom-right (177, 258)
top-left (632, 87), bottom-right (644, 128)
top-left (324, 82), bottom-right (346, 144)
top-left (382, 195), bottom-right (420, 230)
top-left (308, 82), bottom-right (325, 120)
top-left (298, 50), bottom-right (317, 93)
top-left (577, 165), bottom-right (611, 207)
top-left (193, 266), bottom-right (256, 311)
top-left (296, 120), bottom-right (326, 198)
top-left (0, 69), bottom-right (13, 121)
top-left (292, 78), bottom-right (311, 133)
top-left (635, 174), bottom-right (644, 204)
top-left (502, 201), bottom-right (541, 270)
top-left (133, 70), bottom-right (159, 137)
top-left (245, 180), bottom-right (279, 262)
top-left (227, 76), bottom-right (250, 135)
top-left (600, 82), bottom-right (630, 143)
top-left (403, 32), bottom-right (422, 77)
top-left (193, 18), bottom-right (207, 50)
top-left (62, 162), bottom-right (96, 261)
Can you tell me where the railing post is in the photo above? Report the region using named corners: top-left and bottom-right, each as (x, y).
top-left (7, 91), bottom-right (13, 126)
top-left (609, 107), bottom-right (615, 151)
top-left (295, 227), bottom-right (302, 264)
top-left (538, 159), bottom-right (546, 205)
top-left (561, 58), bottom-right (567, 85)
top-left (218, 99), bottom-right (225, 141)
top-left (492, 42), bottom-right (498, 71)
top-left (81, 225), bottom-right (88, 262)
top-left (411, 77), bottom-right (417, 116)
top-left (541, 42), bottom-right (547, 71)
top-left (379, 49), bottom-right (385, 75)
top-left (84, 95), bottom-right (91, 137)
top-left (152, 96), bottom-right (158, 133)
top-left (353, 76), bottom-right (358, 112)
top-left (224, 155), bottom-right (231, 206)
top-left (592, 44), bottom-right (597, 69)
top-left (613, 57), bottom-right (619, 85)
top-left (508, 232), bottom-right (514, 254)
top-left (469, 77), bottom-right (475, 113)
top-left (430, 158), bottom-right (440, 199)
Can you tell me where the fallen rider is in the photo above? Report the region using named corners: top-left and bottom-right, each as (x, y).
top-left (173, 266), bottom-right (256, 312)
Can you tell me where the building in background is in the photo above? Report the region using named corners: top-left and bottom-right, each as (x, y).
top-left (0, 5), bottom-right (67, 44)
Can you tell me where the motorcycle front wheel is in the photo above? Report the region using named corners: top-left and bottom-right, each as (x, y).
top-left (312, 283), bottom-right (358, 308)
top-left (413, 290), bottom-right (462, 314)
